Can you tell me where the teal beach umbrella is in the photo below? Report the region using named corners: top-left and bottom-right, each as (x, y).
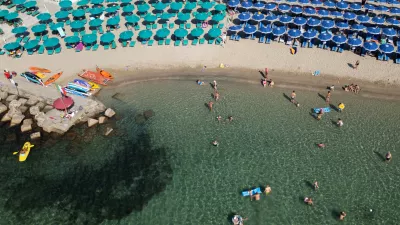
top-left (23, 1), bottom-right (37, 8)
top-left (119, 30), bottom-right (133, 40)
top-left (154, 2), bottom-right (166, 11)
top-left (4, 42), bottom-right (21, 51)
top-left (208, 28), bottom-right (221, 38)
top-left (144, 14), bottom-right (157, 23)
top-left (178, 13), bottom-right (190, 21)
top-left (156, 28), bottom-right (170, 39)
top-left (214, 4), bottom-right (226, 11)
top-left (90, 7), bottom-right (103, 15)
top-left (90, 0), bottom-right (103, 4)
top-left (195, 13), bottom-right (208, 21)
top-left (37, 12), bottom-right (51, 21)
top-left (170, 2), bottom-right (182, 11)
top-left (77, 0), bottom-right (88, 6)
top-left (65, 35), bottom-right (80, 43)
top-left (138, 4), bottom-right (150, 12)
top-left (72, 9), bottom-right (85, 18)
top-left (123, 5), bottom-right (134, 12)
top-left (5, 12), bottom-right (19, 21)
top-left (24, 39), bottom-right (39, 50)
top-left (190, 28), bottom-right (204, 38)
top-left (59, 0), bottom-right (72, 9)
top-left (31, 24), bottom-right (46, 33)
top-left (105, 6), bottom-right (118, 13)
top-left (70, 20), bottom-right (85, 29)
top-left (121, 0), bottom-right (131, 4)
top-left (89, 18), bottom-right (102, 27)
top-left (100, 32), bottom-right (115, 43)
top-left (12, 0), bottom-right (25, 4)
top-left (184, 2), bottom-right (196, 10)
top-left (12, 26), bottom-right (27, 34)
top-left (160, 13), bottom-right (173, 20)
top-left (107, 0), bottom-right (118, 3)
top-left (174, 28), bottom-right (188, 38)
top-left (201, 2), bottom-right (213, 10)
top-left (107, 17), bottom-right (120, 26)
top-left (55, 11), bottom-right (69, 19)
top-left (0, 10), bottom-right (9, 18)
top-left (212, 14), bottom-right (224, 22)
top-left (138, 30), bottom-right (152, 39)
top-left (126, 15), bottom-right (140, 23)
top-left (50, 22), bottom-right (64, 31)
top-left (43, 37), bottom-right (60, 48)
top-left (82, 34), bottom-right (97, 44)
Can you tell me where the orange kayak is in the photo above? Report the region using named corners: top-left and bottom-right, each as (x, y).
top-left (29, 67), bottom-right (51, 73)
top-left (44, 72), bottom-right (63, 86)
top-left (79, 70), bottom-right (110, 86)
top-left (96, 66), bottom-right (114, 80)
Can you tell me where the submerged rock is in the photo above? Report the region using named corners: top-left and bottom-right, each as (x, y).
top-left (10, 113), bottom-right (25, 127)
top-left (65, 131), bottom-right (77, 141)
top-left (6, 133), bottom-right (17, 142)
top-left (105, 108), bottom-right (116, 118)
top-left (105, 127), bottom-right (113, 136)
top-left (21, 124), bottom-right (32, 133)
top-left (0, 103), bottom-right (7, 114)
top-left (98, 116), bottom-right (107, 124)
top-left (88, 118), bottom-right (99, 127)
top-left (143, 110), bottom-right (155, 120)
top-left (135, 114), bottom-right (146, 124)
top-left (30, 132), bottom-right (41, 140)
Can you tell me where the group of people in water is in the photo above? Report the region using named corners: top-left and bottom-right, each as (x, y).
top-left (247, 185), bottom-right (272, 201)
top-left (343, 84), bottom-right (361, 93)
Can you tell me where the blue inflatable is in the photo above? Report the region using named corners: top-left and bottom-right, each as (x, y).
top-left (73, 79), bottom-right (91, 88)
top-left (242, 187), bottom-right (262, 197)
top-left (313, 107), bottom-right (331, 113)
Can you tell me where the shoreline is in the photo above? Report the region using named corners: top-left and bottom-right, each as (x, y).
top-left (103, 67), bottom-right (400, 102)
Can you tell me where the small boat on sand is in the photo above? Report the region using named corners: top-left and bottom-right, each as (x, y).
top-left (29, 67), bottom-right (51, 73)
top-left (21, 72), bottom-right (44, 85)
top-left (19, 142), bottom-right (34, 162)
top-left (33, 72), bottom-right (45, 79)
top-left (78, 70), bottom-right (110, 86)
top-left (73, 79), bottom-right (91, 88)
top-left (96, 66), bottom-right (114, 80)
top-left (44, 72), bottom-right (63, 86)
top-left (88, 81), bottom-right (100, 89)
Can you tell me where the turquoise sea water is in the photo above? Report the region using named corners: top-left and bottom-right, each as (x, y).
top-left (0, 79), bottom-right (399, 225)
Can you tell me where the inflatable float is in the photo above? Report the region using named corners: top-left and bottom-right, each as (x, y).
top-left (19, 142), bottom-right (34, 162)
top-left (88, 81), bottom-right (100, 89)
top-left (313, 107), bottom-right (331, 114)
top-left (73, 79), bottom-right (91, 88)
top-left (242, 187), bottom-right (262, 197)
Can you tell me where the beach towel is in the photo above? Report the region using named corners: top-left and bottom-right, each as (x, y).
top-left (312, 70), bottom-right (321, 76)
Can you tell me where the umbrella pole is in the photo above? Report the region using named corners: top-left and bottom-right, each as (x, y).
top-left (54, 84), bottom-right (68, 116)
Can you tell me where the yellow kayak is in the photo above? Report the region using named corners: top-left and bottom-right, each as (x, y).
top-left (19, 142), bottom-right (34, 162)
top-left (88, 81), bottom-right (100, 90)
top-left (34, 72), bottom-right (45, 79)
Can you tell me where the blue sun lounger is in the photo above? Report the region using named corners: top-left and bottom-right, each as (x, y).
top-left (242, 187), bottom-right (262, 197)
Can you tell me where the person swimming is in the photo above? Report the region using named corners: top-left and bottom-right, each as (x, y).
top-left (262, 79), bottom-right (267, 87)
top-left (208, 101), bottom-right (214, 111)
top-left (214, 91), bottom-right (220, 101)
top-left (196, 80), bottom-right (204, 85)
top-left (317, 109), bottom-right (324, 120)
top-left (265, 185), bottom-right (271, 194)
top-left (304, 197), bottom-right (313, 205)
top-left (291, 90), bottom-right (296, 103)
top-left (228, 116), bottom-right (233, 122)
top-left (212, 140), bottom-right (219, 146)
top-left (313, 181), bottom-right (319, 190)
top-left (337, 118), bottom-right (343, 127)
top-left (217, 116), bottom-right (222, 121)
top-left (386, 151), bottom-right (392, 162)
top-left (317, 143), bottom-right (325, 148)
top-left (339, 211), bottom-right (346, 220)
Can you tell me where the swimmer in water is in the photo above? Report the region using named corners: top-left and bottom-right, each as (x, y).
top-left (326, 91), bottom-right (331, 104)
top-left (313, 181), bottom-right (319, 190)
top-left (208, 101), bottom-right (214, 111)
top-left (317, 109), bottom-right (324, 120)
top-left (217, 116), bottom-right (222, 121)
top-left (228, 116), bottom-right (233, 122)
top-left (214, 90), bottom-right (220, 101)
top-left (339, 211), bottom-right (346, 220)
top-left (196, 80), bottom-right (204, 85)
top-left (317, 143), bottom-right (325, 148)
top-left (212, 140), bottom-right (219, 146)
top-left (386, 151), bottom-right (392, 162)
top-left (304, 197), bottom-right (313, 205)
top-left (337, 118), bottom-right (343, 127)
top-left (268, 79), bottom-right (274, 87)
top-left (265, 185), bottom-right (271, 194)
top-left (262, 79), bottom-right (267, 87)
top-left (213, 80), bottom-right (217, 90)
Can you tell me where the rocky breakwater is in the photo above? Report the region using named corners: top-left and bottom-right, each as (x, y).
top-left (0, 84), bottom-right (108, 136)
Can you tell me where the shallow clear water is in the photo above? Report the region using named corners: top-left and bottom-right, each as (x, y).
top-left (1, 79), bottom-right (399, 225)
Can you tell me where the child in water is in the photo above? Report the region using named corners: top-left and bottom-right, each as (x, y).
top-left (196, 80), bottom-right (204, 85)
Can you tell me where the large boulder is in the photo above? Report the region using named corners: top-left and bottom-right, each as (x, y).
top-left (26, 96), bottom-right (39, 106)
top-left (8, 100), bottom-right (22, 109)
top-left (88, 118), bottom-right (99, 127)
top-left (105, 108), bottom-right (115, 118)
top-left (0, 91), bottom-right (8, 100)
top-left (19, 106), bottom-right (28, 113)
top-left (10, 113), bottom-right (25, 127)
top-left (17, 98), bottom-right (28, 105)
top-left (1, 113), bottom-right (12, 122)
top-left (23, 118), bottom-right (33, 125)
top-left (21, 124), bottom-right (32, 133)
top-left (143, 110), bottom-right (155, 120)
top-left (0, 103), bottom-right (7, 114)
top-left (98, 116), bottom-right (107, 124)
top-left (35, 102), bottom-right (46, 110)
top-left (43, 105), bottom-right (54, 113)
top-left (6, 95), bottom-right (18, 102)
top-left (29, 106), bottom-right (40, 116)
top-left (30, 132), bottom-right (41, 140)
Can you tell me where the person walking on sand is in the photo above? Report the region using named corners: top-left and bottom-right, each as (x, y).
top-left (208, 101), bottom-right (214, 111)
top-left (326, 91), bottom-right (331, 104)
top-left (291, 90), bottom-right (296, 103)
top-left (354, 60), bottom-right (360, 69)
top-left (386, 151), bottom-right (392, 162)
top-left (314, 181), bottom-right (319, 190)
top-left (339, 211), bottom-right (347, 220)
top-left (269, 79), bottom-right (274, 87)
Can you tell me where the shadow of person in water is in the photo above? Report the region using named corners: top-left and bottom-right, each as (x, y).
top-left (373, 151), bottom-right (386, 162)
top-left (283, 93), bottom-right (291, 102)
top-left (331, 209), bottom-right (342, 220)
top-left (318, 93), bottom-right (326, 101)
top-left (330, 104), bottom-right (339, 112)
top-left (304, 180), bottom-right (314, 190)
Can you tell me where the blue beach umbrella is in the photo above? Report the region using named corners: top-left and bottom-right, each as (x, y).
top-left (55, 11), bottom-right (69, 19)
top-left (24, 39), bottom-right (39, 49)
top-left (351, 23), bottom-right (365, 31)
top-left (31, 24), bottom-right (46, 33)
top-left (211, 14), bottom-right (224, 22)
top-left (372, 16), bottom-right (385, 25)
top-left (364, 4), bottom-right (375, 11)
top-left (379, 44), bottom-right (394, 53)
top-left (4, 42), bottom-right (21, 51)
top-left (37, 13), bottom-right (52, 23)
top-left (59, 0), bottom-right (72, 9)
top-left (307, 18), bottom-right (320, 27)
top-left (123, 5), bottom-right (134, 13)
top-left (302, 29), bottom-right (317, 39)
top-left (243, 24), bottom-right (257, 34)
top-left (12, 26), bottom-right (27, 34)
top-left (251, 13), bottom-right (264, 22)
top-left (195, 12), bottom-right (208, 21)
top-left (318, 32), bottom-right (332, 41)
top-left (367, 27), bottom-right (381, 35)
top-left (356, 15), bottom-right (370, 23)
top-left (303, 7), bottom-right (316, 15)
top-left (272, 26), bottom-right (286, 36)
top-left (0, 10), bottom-right (9, 18)
top-left (386, 17), bottom-right (400, 25)
top-left (332, 35), bottom-right (347, 44)
top-left (159, 13), bottom-right (173, 21)
top-left (43, 37), bottom-right (60, 48)
top-left (390, 7), bottom-right (400, 14)
top-left (12, 0), bottom-right (25, 4)
top-left (298, 0), bottom-right (309, 4)
top-left (241, 1), bottom-right (253, 10)
top-left (286, 0), bottom-right (297, 3)
top-left (169, 2), bottom-right (182, 11)
top-left (65, 35), bottom-right (80, 44)
top-left (119, 30), bottom-right (133, 40)
top-left (343, 12), bottom-right (356, 20)
top-left (382, 28), bottom-right (397, 37)
top-left (265, 14), bottom-right (278, 21)
top-left (228, 25), bottom-right (242, 31)
top-left (82, 34), bottom-right (97, 44)
top-left (24, 1), bottom-right (36, 9)
top-left (227, 0), bottom-right (240, 7)
top-left (5, 12), bottom-right (18, 21)
top-left (105, 6), bottom-right (118, 13)
top-left (288, 29), bottom-right (301, 38)
top-left (290, 6), bottom-right (302, 14)
top-left (72, 9), bottom-right (85, 18)
top-left (376, 5), bottom-right (388, 12)
top-left (156, 28), bottom-right (170, 39)
top-left (363, 42), bottom-right (378, 51)
top-left (335, 21), bottom-right (349, 29)
top-left (178, 13), bottom-right (191, 21)
top-left (330, 11), bottom-right (342, 18)
top-left (279, 15), bottom-right (292, 24)
top-left (90, 0), bottom-right (103, 4)
top-left (321, 19), bottom-right (334, 29)
top-left (317, 9), bottom-right (329, 17)
top-left (388, 0), bottom-right (400, 4)
top-left (350, 3), bottom-right (362, 11)
top-left (265, 2), bottom-right (277, 10)
top-left (311, 0), bottom-right (322, 6)
top-left (323, 0), bottom-right (335, 8)
top-left (347, 38), bottom-right (362, 47)
top-left (258, 25), bottom-right (272, 33)
top-left (77, 0), bottom-right (88, 6)
top-left (89, 18), bottom-right (102, 27)
top-left (126, 15), bottom-right (140, 23)
top-left (144, 14), bottom-right (157, 23)
top-left (100, 32), bottom-right (114, 43)
top-left (293, 17), bottom-right (307, 26)
top-left (238, 12), bottom-right (251, 21)
top-left (215, 4), bottom-right (227, 11)
top-left (253, 2), bottom-right (264, 9)
top-left (184, 2), bottom-right (197, 11)
top-left (278, 3), bottom-right (290, 12)
top-left (336, 1), bottom-right (348, 10)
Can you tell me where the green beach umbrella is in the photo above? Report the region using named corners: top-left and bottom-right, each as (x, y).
top-left (77, 0), bottom-right (88, 6)
top-left (59, 0), bottom-right (72, 9)
top-left (105, 6), bottom-right (118, 13)
top-left (137, 3), bottom-right (150, 12)
top-left (138, 30), bottom-right (152, 39)
top-left (43, 37), bottom-right (60, 48)
top-left (50, 22), bottom-right (64, 31)
top-left (82, 34), bottom-right (97, 44)
top-left (31, 24), bottom-right (46, 33)
top-left (154, 2), bottom-right (166, 11)
top-left (70, 20), bottom-right (85, 29)
top-left (12, 26), bottom-right (27, 34)
top-left (90, 0), bottom-right (103, 4)
top-left (90, 7), bottom-right (103, 15)
top-left (214, 4), bottom-right (226, 11)
top-left (184, 2), bottom-right (196, 11)
top-left (12, 0), bottom-right (25, 4)
top-left (119, 30), bottom-right (133, 40)
top-left (195, 12), bottom-right (208, 21)
top-left (65, 35), bottom-right (80, 43)
top-left (5, 12), bottom-right (19, 21)
top-left (107, 17), bottom-right (120, 26)
top-left (125, 15), bottom-right (139, 24)
top-left (72, 9), bottom-right (85, 18)
top-left (174, 28), bottom-right (188, 38)
top-left (0, 10), bottom-right (9, 18)
top-left (178, 13), bottom-right (190, 21)
top-left (190, 27), bottom-right (204, 38)
top-left (4, 42), bottom-right (21, 51)
top-left (55, 11), bottom-right (69, 19)
top-left (212, 14), bottom-right (224, 22)
top-left (123, 5), bottom-right (134, 12)
top-left (156, 28), bottom-right (170, 39)
top-left (37, 12), bottom-right (51, 21)
top-left (208, 28), bottom-right (221, 38)
top-left (23, 1), bottom-right (36, 8)
top-left (144, 14), bottom-right (157, 23)
top-left (100, 32), bottom-right (115, 43)
top-left (170, 2), bottom-right (182, 11)
top-left (89, 18), bottom-right (102, 27)
top-left (24, 39), bottom-right (39, 50)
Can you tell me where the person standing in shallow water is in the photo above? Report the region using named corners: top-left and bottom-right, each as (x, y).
top-left (314, 181), bottom-right (319, 190)
top-left (386, 152), bottom-right (392, 162)
top-left (326, 91), bottom-right (331, 104)
top-left (208, 101), bottom-right (214, 111)
top-left (339, 211), bottom-right (347, 220)
top-left (291, 90), bottom-right (296, 103)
